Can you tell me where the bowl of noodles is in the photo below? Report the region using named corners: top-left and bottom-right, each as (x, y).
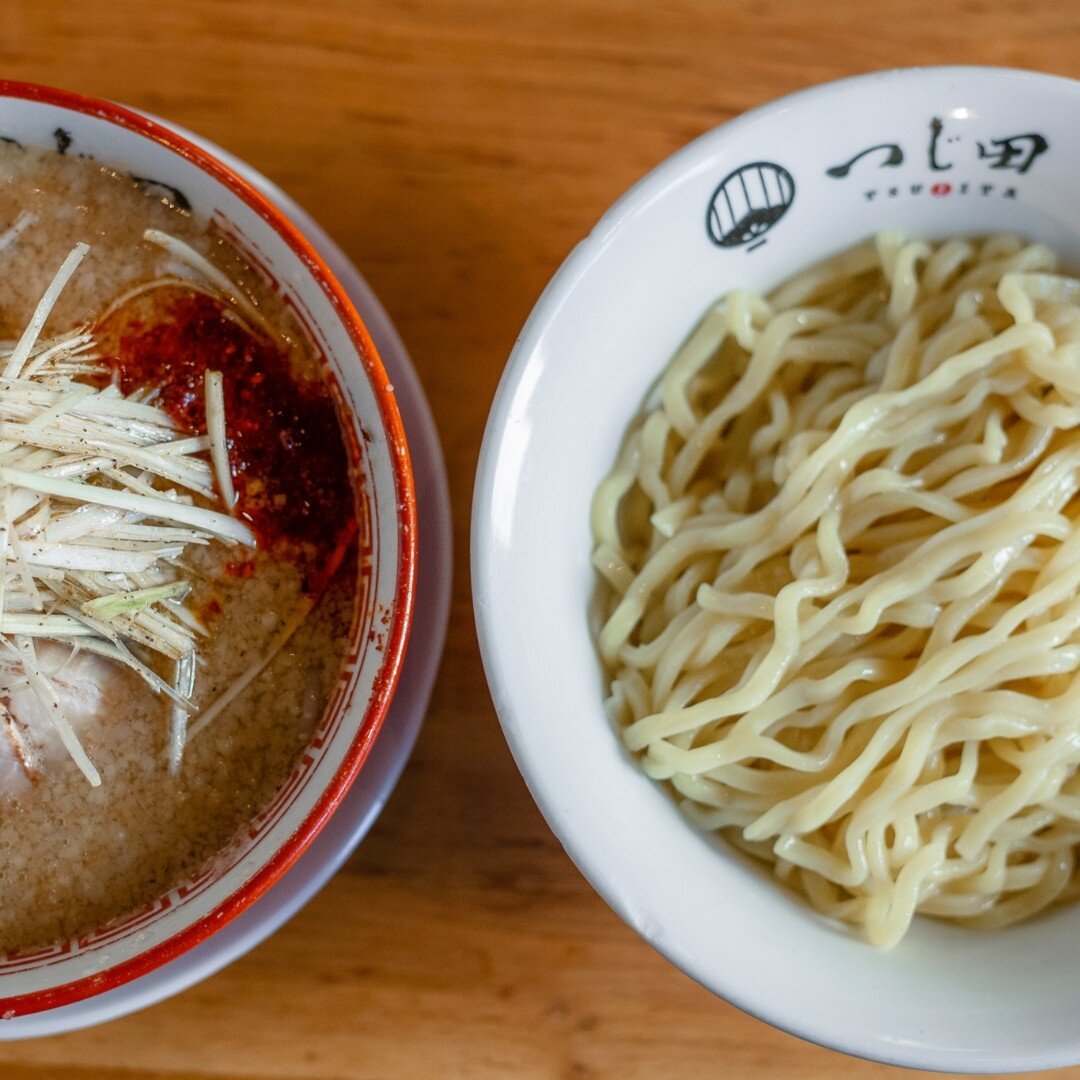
top-left (0, 82), bottom-right (415, 1023)
top-left (474, 66), bottom-right (1080, 1071)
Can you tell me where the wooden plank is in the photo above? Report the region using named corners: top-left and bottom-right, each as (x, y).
top-left (1, 0), bottom-right (1079, 1075)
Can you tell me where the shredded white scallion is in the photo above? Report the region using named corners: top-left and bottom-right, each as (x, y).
top-left (0, 211), bottom-right (36, 255)
top-left (0, 236), bottom-right (259, 784)
top-left (4, 242), bottom-right (90, 380)
top-left (188, 597), bottom-right (314, 740)
top-left (1, 468), bottom-right (256, 546)
top-left (169, 650), bottom-right (196, 776)
top-left (142, 229), bottom-right (272, 337)
top-left (205, 371), bottom-right (236, 509)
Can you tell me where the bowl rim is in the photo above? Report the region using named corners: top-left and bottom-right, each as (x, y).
top-left (472, 64), bottom-right (1080, 1073)
top-left (0, 79), bottom-right (417, 1018)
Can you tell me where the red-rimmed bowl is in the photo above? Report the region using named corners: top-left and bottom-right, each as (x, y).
top-left (0, 81), bottom-right (416, 1023)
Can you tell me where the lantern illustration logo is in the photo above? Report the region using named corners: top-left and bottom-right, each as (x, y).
top-left (706, 162), bottom-right (795, 249)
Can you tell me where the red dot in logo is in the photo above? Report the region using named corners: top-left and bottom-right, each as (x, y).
top-left (930, 182), bottom-right (952, 196)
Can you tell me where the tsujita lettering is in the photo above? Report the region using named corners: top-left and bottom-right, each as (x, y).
top-left (825, 144), bottom-right (903, 178)
top-left (975, 133), bottom-right (1049, 174)
top-left (861, 181), bottom-right (1018, 201)
top-left (826, 116), bottom-right (1050, 182)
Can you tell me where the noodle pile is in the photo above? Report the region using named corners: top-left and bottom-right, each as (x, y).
top-left (591, 232), bottom-right (1080, 947)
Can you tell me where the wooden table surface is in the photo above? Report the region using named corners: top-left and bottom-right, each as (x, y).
top-left (3, 2), bottom-right (1080, 1077)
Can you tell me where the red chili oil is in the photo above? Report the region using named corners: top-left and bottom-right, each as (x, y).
top-left (94, 285), bottom-right (355, 590)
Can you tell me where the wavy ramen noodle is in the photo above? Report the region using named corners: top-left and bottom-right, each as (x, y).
top-left (591, 232), bottom-right (1080, 947)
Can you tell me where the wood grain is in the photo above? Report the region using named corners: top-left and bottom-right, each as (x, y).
top-left (2, 1), bottom-right (1080, 1076)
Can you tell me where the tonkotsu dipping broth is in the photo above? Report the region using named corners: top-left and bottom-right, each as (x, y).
top-left (0, 142), bottom-right (362, 950)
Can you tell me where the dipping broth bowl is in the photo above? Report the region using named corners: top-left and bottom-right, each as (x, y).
top-left (0, 81), bottom-right (416, 1022)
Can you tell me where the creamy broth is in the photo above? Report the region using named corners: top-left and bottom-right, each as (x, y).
top-left (0, 143), bottom-right (359, 950)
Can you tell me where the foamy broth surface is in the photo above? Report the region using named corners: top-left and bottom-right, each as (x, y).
top-left (0, 143), bottom-right (357, 949)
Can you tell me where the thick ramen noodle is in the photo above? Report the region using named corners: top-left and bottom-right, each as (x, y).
top-left (592, 232), bottom-right (1080, 947)
top-left (0, 143), bottom-right (360, 950)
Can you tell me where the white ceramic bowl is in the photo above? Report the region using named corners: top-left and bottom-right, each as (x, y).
top-left (0, 83), bottom-right (416, 1019)
top-left (473, 67), bottom-right (1080, 1073)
